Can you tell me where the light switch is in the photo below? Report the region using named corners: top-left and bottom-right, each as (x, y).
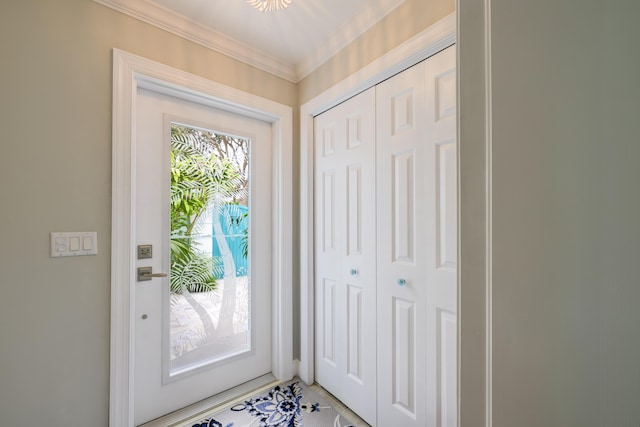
top-left (54, 236), bottom-right (66, 253)
top-left (51, 232), bottom-right (98, 257)
top-left (83, 236), bottom-right (93, 251)
top-left (69, 237), bottom-right (80, 251)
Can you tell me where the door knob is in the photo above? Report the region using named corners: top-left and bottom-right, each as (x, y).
top-left (350, 268), bottom-right (359, 276)
top-left (397, 278), bottom-right (407, 286)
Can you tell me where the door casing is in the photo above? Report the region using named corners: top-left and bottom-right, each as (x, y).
top-left (110, 48), bottom-right (293, 427)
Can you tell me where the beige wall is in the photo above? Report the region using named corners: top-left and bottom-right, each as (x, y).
top-left (298, 0), bottom-right (455, 104)
top-left (0, 1), bottom-right (295, 426)
top-left (459, 0), bottom-right (640, 425)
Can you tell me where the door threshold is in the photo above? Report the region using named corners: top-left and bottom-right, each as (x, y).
top-left (139, 373), bottom-right (277, 427)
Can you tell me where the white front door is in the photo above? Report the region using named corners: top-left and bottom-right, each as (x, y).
top-left (376, 45), bottom-right (457, 427)
top-left (133, 87), bottom-right (273, 425)
top-left (314, 87), bottom-right (377, 425)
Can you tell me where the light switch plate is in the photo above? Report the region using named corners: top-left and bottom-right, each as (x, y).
top-left (50, 232), bottom-right (98, 257)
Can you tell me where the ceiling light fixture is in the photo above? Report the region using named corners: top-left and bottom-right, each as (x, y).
top-left (246, 0), bottom-right (292, 12)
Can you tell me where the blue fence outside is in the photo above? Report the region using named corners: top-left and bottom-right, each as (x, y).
top-left (211, 203), bottom-right (248, 279)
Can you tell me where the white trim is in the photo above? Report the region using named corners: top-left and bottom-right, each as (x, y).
top-left (298, 12), bottom-right (456, 385)
top-left (95, 0), bottom-right (296, 82)
top-left (94, 0), bottom-right (407, 83)
top-left (110, 48), bottom-right (293, 427)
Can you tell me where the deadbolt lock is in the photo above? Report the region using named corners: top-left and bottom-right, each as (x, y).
top-left (137, 245), bottom-right (152, 259)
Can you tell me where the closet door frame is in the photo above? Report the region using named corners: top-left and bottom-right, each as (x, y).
top-left (299, 12), bottom-right (456, 385)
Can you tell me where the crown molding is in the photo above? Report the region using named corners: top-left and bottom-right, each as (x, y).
top-left (94, 0), bottom-right (407, 83)
top-left (94, 0), bottom-right (298, 82)
top-left (295, 0), bottom-right (406, 80)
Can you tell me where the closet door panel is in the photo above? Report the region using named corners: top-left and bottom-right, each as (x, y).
top-left (425, 46), bottom-right (458, 427)
top-left (314, 87), bottom-right (377, 425)
top-left (377, 62), bottom-right (428, 427)
top-left (377, 45), bottom-right (457, 427)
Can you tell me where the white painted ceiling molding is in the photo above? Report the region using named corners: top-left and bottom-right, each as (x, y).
top-left (95, 0), bottom-right (294, 81)
top-left (94, 0), bottom-right (406, 83)
top-left (294, 0), bottom-right (405, 80)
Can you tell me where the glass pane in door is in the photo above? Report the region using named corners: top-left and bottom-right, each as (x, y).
top-left (167, 122), bottom-right (251, 379)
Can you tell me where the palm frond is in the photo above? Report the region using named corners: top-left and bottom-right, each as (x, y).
top-left (170, 253), bottom-right (217, 294)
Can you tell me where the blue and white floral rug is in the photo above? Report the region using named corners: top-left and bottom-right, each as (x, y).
top-left (191, 380), bottom-right (360, 427)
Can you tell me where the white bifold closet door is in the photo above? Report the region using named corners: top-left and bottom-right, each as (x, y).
top-left (314, 45), bottom-right (457, 427)
top-left (314, 87), bottom-right (377, 426)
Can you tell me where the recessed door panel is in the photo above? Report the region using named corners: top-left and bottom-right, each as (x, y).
top-left (392, 89), bottom-right (416, 135)
top-left (393, 151), bottom-right (415, 264)
top-left (347, 114), bottom-right (363, 149)
top-left (436, 142), bottom-right (457, 269)
top-left (323, 126), bottom-right (335, 157)
top-left (347, 164), bottom-right (362, 256)
top-left (438, 310), bottom-right (457, 427)
top-left (323, 171), bottom-right (336, 252)
top-left (323, 279), bottom-right (336, 364)
top-left (392, 297), bottom-right (416, 416)
top-left (347, 284), bottom-right (363, 381)
top-left (435, 69), bottom-right (456, 121)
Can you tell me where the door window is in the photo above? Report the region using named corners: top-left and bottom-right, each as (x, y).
top-left (168, 122), bottom-right (251, 379)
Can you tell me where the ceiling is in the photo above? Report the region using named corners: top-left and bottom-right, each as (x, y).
top-left (95, 0), bottom-right (407, 82)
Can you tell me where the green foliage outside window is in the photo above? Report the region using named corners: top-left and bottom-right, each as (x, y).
top-left (169, 126), bottom-right (245, 294)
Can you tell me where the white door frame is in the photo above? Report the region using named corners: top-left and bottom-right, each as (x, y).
top-left (110, 49), bottom-right (294, 427)
top-left (299, 12), bottom-right (456, 384)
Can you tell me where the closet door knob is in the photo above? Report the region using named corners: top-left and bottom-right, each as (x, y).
top-left (397, 278), bottom-right (407, 286)
top-left (350, 268), bottom-right (359, 276)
